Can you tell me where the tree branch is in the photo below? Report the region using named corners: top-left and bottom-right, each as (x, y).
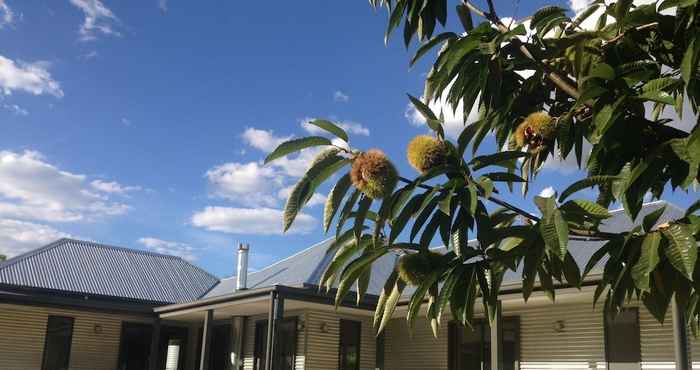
top-left (463, 0), bottom-right (584, 102)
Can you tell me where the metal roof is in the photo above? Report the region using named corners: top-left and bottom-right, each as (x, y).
top-left (204, 201), bottom-right (684, 300)
top-left (0, 238), bottom-right (219, 304)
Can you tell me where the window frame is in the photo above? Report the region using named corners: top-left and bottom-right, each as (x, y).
top-left (448, 317), bottom-right (520, 370)
top-left (604, 307), bottom-right (642, 368)
top-left (41, 315), bottom-right (75, 370)
top-left (338, 319), bottom-right (362, 370)
top-left (253, 317), bottom-right (298, 370)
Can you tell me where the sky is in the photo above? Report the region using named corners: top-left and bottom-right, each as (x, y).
top-left (0, 0), bottom-right (697, 278)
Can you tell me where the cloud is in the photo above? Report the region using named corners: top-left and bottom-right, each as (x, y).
top-left (138, 237), bottom-right (197, 261)
top-left (69, 0), bottom-right (120, 41)
top-left (90, 179), bottom-right (141, 195)
top-left (277, 185), bottom-right (326, 207)
top-left (538, 186), bottom-right (556, 198)
top-left (206, 161), bottom-right (283, 207)
top-left (300, 118), bottom-right (370, 136)
top-left (405, 97), bottom-right (479, 139)
top-left (80, 50), bottom-right (99, 60)
top-left (158, 0), bottom-right (168, 12)
top-left (121, 117), bottom-right (131, 126)
top-left (0, 219), bottom-right (70, 258)
top-left (0, 56), bottom-right (63, 97)
top-left (0, 150), bottom-right (130, 222)
top-left (241, 127), bottom-right (292, 152)
top-left (0, 0), bottom-right (14, 28)
top-left (191, 206), bottom-right (318, 235)
top-left (3, 103), bottom-right (27, 116)
top-left (569, 0), bottom-right (593, 12)
top-left (333, 90), bottom-right (350, 103)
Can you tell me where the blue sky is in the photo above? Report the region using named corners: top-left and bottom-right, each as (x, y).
top-left (0, 0), bottom-right (696, 277)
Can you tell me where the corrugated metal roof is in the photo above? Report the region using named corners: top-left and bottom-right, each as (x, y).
top-left (204, 201), bottom-right (684, 300)
top-left (0, 238), bottom-right (219, 304)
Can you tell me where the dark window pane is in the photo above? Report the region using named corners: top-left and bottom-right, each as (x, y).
top-left (449, 318), bottom-right (519, 370)
top-left (118, 322), bottom-right (153, 370)
top-left (605, 308), bottom-right (641, 369)
top-left (376, 333), bottom-right (385, 370)
top-left (339, 320), bottom-right (361, 370)
top-left (42, 316), bottom-right (74, 370)
top-left (254, 318), bottom-right (297, 370)
top-left (210, 324), bottom-right (232, 370)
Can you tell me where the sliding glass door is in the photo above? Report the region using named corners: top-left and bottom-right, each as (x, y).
top-left (448, 318), bottom-right (519, 370)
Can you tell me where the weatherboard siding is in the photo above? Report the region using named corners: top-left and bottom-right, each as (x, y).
top-left (304, 310), bottom-right (375, 370)
top-left (0, 303), bottom-right (151, 370)
top-left (384, 314), bottom-right (449, 370)
top-left (241, 311), bottom-right (306, 370)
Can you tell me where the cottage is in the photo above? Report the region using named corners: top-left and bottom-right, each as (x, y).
top-left (0, 201), bottom-right (697, 370)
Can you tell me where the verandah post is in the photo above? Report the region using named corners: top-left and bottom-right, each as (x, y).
top-left (199, 309), bottom-right (214, 370)
top-left (490, 300), bottom-right (504, 370)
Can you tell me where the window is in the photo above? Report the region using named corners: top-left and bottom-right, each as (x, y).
top-left (339, 320), bottom-right (361, 370)
top-left (448, 318), bottom-right (519, 370)
top-left (42, 316), bottom-right (74, 370)
top-left (253, 318), bottom-right (297, 370)
top-left (375, 332), bottom-right (385, 370)
top-left (118, 322), bottom-right (153, 370)
top-left (605, 308), bottom-right (641, 370)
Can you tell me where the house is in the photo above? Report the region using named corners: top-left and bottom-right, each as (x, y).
top-left (0, 201), bottom-right (698, 370)
top-left (0, 238), bottom-right (218, 370)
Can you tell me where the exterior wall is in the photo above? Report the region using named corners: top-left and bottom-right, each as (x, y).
top-left (383, 299), bottom-right (687, 370)
top-left (237, 309), bottom-right (375, 370)
top-left (241, 311), bottom-right (306, 370)
top-left (0, 303), bottom-right (152, 370)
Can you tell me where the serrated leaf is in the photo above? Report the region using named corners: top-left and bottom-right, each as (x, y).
top-left (324, 173), bottom-right (352, 233)
top-left (306, 119), bottom-right (349, 142)
top-left (335, 247), bottom-right (386, 307)
top-left (559, 176), bottom-right (620, 202)
top-left (469, 151), bottom-right (528, 171)
top-left (264, 136), bottom-right (332, 164)
top-left (407, 93), bottom-right (438, 121)
top-left (411, 32), bottom-right (457, 67)
top-left (374, 268), bottom-right (399, 328)
top-left (681, 35), bottom-right (699, 85)
top-left (643, 206), bottom-right (666, 233)
top-left (631, 233), bottom-right (661, 292)
top-left (354, 196), bottom-right (373, 242)
top-left (662, 224), bottom-right (698, 280)
top-left (535, 196), bottom-right (569, 260)
top-left (560, 199), bottom-right (611, 220)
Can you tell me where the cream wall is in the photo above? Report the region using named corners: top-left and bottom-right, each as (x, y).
top-left (0, 303), bottom-right (152, 370)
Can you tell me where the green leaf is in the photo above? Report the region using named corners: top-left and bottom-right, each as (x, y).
top-left (631, 233), bottom-right (661, 292)
top-left (531, 6), bottom-right (566, 30)
top-left (560, 199), bottom-right (611, 220)
top-left (374, 268), bottom-right (399, 328)
top-left (407, 93), bottom-right (438, 121)
top-left (305, 119), bottom-right (349, 142)
top-left (559, 176), bottom-right (620, 202)
top-left (335, 247), bottom-right (386, 307)
top-left (337, 189), bottom-right (361, 237)
top-left (324, 173), bottom-right (352, 233)
top-left (455, 4), bottom-right (473, 31)
top-left (407, 269), bottom-right (443, 332)
top-left (563, 252), bottom-right (582, 288)
top-left (681, 35), bottom-right (699, 85)
top-left (354, 196), bottom-right (373, 242)
top-left (283, 149), bottom-right (349, 232)
top-left (662, 224), bottom-right (698, 280)
top-left (264, 136), bottom-right (332, 164)
top-left (411, 32), bottom-right (457, 67)
top-left (687, 200), bottom-right (700, 216)
top-left (469, 151), bottom-right (528, 171)
top-left (377, 276), bottom-right (406, 334)
top-left (589, 63), bottom-right (616, 80)
top-left (535, 196), bottom-right (569, 260)
top-left (389, 193), bottom-right (423, 244)
top-left (483, 172), bottom-right (526, 183)
top-left (643, 206), bottom-right (666, 233)
top-left (320, 234), bottom-right (367, 291)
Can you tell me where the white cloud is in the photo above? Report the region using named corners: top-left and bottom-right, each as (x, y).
top-left (69, 0), bottom-right (120, 41)
top-left (90, 179), bottom-right (141, 195)
top-left (277, 185), bottom-right (326, 207)
top-left (333, 90), bottom-right (350, 103)
top-left (121, 117), bottom-right (131, 126)
top-left (300, 118), bottom-right (370, 136)
top-left (241, 127), bottom-right (292, 152)
top-left (569, 0), bottom-right (593, 12)
top-left (191, 206), bottom-right (318, 235)
top-left (138, 237), bottom-right (197, 261)
top-left (3, 103), bottom-right (27, 116)
top-left (0, 150), bottom-right (130, 222)
top-left (0, 0), bottom-right (14, 28)
top-left (405, 97), bottom-right (479, 140)
top-left (0, 56), bottom-right (63, 97)
top-left (538, 186), bottom-right (556, 198)
top-left (80, 50), bottom-right (99, 60)
top-left (0, 219), bottom-right (70, 258)
top-left (158, 0), bottom-right (168, 12)
top-left (206, 161), bottom-right (283, 207)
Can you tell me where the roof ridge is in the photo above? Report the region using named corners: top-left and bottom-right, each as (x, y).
top-left (219, 237), bottom-right (335, 282)
top-left (0, 238), bottom-right (68, 271)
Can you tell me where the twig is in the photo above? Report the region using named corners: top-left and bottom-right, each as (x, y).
top-left (463, 0), bottom-right (584, 102)
top-left (603, 22), bottom-right (659, 47)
